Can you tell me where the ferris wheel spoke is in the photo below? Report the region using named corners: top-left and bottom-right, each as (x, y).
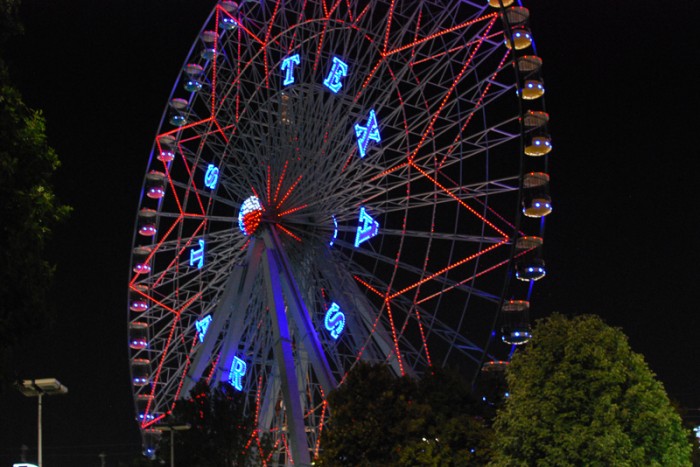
top-left (379, 228), bottom-right (505, 244)
top-left (334, 236), bottom-right (507, 302)
top-left (355, 175), bottom-right (519, 217)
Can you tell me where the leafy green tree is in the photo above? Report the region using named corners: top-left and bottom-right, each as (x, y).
top-left (318, 362), bottom-right (492, 466)
top-left (0, 0), bottom-right (71, 387)
top-left (160, 381), bottom-right (263, 466)
top-left (490, 313), bottom-right (692, 466)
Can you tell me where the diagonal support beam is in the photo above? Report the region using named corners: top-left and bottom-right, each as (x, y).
top-left (262, 247), bottom-right (311, 467)
top-left (182, 238), bottom-right (263, 397)
top-left (262, 228), bottom-right (337, 394)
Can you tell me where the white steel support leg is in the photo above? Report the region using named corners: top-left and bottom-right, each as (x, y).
top-left (181, 264), bottom-right (243, 394)
top-left (262, 247), bottom-right (311, 466)
top-left (263, 228), bottom-right (337, 394)
top-left (183, 238), bottom-right (263, 395)
top-left (215, 239), bottom-right (264, 382)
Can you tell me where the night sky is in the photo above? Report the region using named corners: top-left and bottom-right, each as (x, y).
top-left (1, 1), bottom-right (698, 465)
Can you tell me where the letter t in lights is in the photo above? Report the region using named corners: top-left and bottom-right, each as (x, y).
top-left (281, 54), bottom-right (300, 86)
top-left (323, 56), bottom-right (348, 94)
top-left (189, 239), bottom-right (205, 269)
top-left (355, 207), bottom-right (379, 247)
top-left (229, 356), bottom-right (247, 391)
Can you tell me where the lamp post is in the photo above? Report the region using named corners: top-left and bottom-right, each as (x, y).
top-left (16, 378), bottom-right (68, 467)
top-left (153, 423), bottom-right (191, 467)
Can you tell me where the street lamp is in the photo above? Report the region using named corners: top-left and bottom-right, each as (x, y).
top-left (16, 378), bottom-right (68, 467)
top-left (153, 422), bottom-right (191, 467)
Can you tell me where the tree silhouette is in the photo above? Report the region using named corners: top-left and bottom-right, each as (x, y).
top-left (0, 0), bottom-right (71, 387)
top-left (159, 381), bottom-right (264, 466)
top-left (318, 362), bottom-right (492, 465)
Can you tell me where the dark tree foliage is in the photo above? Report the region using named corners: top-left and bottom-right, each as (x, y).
top-left (0, 1), bottom-right (23, 49)
top-left (490, 313), bottom-right (692, 466)
top-left (318, 362), bottom-right (493, 466)
top-left (159, 381), bottom-right (263, 467)
top-left (0, 0), bottom-right (70, 387)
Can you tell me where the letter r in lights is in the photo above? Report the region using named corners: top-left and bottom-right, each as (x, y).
top-left (229, 356), bottom-right (247, 391)
top-left (323, 56), bottom-right (348, 94)
top-left (281, 54), bottom-right (300, 86)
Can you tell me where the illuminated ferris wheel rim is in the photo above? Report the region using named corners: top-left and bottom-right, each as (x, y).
top-left (127, 0), bottom-right (552, 462)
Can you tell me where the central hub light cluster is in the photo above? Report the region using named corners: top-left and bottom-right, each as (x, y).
top-left (238, 196), bottom-right (263, 236)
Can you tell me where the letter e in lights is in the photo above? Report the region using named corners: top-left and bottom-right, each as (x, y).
top-left (323, 56), bottom-right (348, 94)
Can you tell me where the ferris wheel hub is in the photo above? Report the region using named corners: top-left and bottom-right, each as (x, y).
top-left (238, 196), bottom-right (263, 236)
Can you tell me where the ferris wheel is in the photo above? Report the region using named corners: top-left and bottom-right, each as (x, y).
top-left (127, 0), bottom-right (552, 463)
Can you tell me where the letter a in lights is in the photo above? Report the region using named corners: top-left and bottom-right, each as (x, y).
top-left (189, 239), bottom-right (205, 269)
top-left (229, 356), bottom-right (247, 391)
top-left (324, 302), bottom-right (345, 340)
top-left (355, 207), bottom-right (379, 247)
top-left (323, 56), bottom-right (348, 94)
top-left (355, 109), bottom-right (381, 158)
top-left (195, 314), bottom-right (212, 342)
top-left (281, 54), bottom-right (300, 86)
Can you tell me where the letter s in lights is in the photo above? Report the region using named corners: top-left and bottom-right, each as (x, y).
top-left (324, 302), bottom-right (345, 340)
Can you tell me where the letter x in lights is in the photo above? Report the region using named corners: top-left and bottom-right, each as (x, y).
top-left (324, 302), bottom-right (346, 340)
top-left (229, 356), bottom-right (247, 391)
top-left (281, 54), bottom-right (300, 86)
top-left (190, 239), bottom-right (205, 269)
top-left (355, 207), bottom-right (379, 247)
top-left (323, 57), bottom-right (348, 94)
top-left (195, 315), bottom-right (212, 342)
top-left (355, 109), bottom-right (381, 158)
top-left (204, 164), bottom-right (219, 189)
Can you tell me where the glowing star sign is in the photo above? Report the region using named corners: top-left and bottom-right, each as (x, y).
top-left (238, 196), bottom-right (263, 236)
top-left (229, 356), bottom-right (247, 391)
top-left (324, 302), bottom-right (345, 340)
top-left (354, 109), bottom-right (381, 158)
top-left (204, 164), bottom-right (219, 189)
top-left (195, 314), bottom-right (212, 342)
top-left (323, 56), bottom-right (348, 94)
top-left (281, 54), bottom-right (300, 86)
top-left (189, 239), bottom-right (205, 269)
top-left (354, 206), bottom-right (379, 248)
